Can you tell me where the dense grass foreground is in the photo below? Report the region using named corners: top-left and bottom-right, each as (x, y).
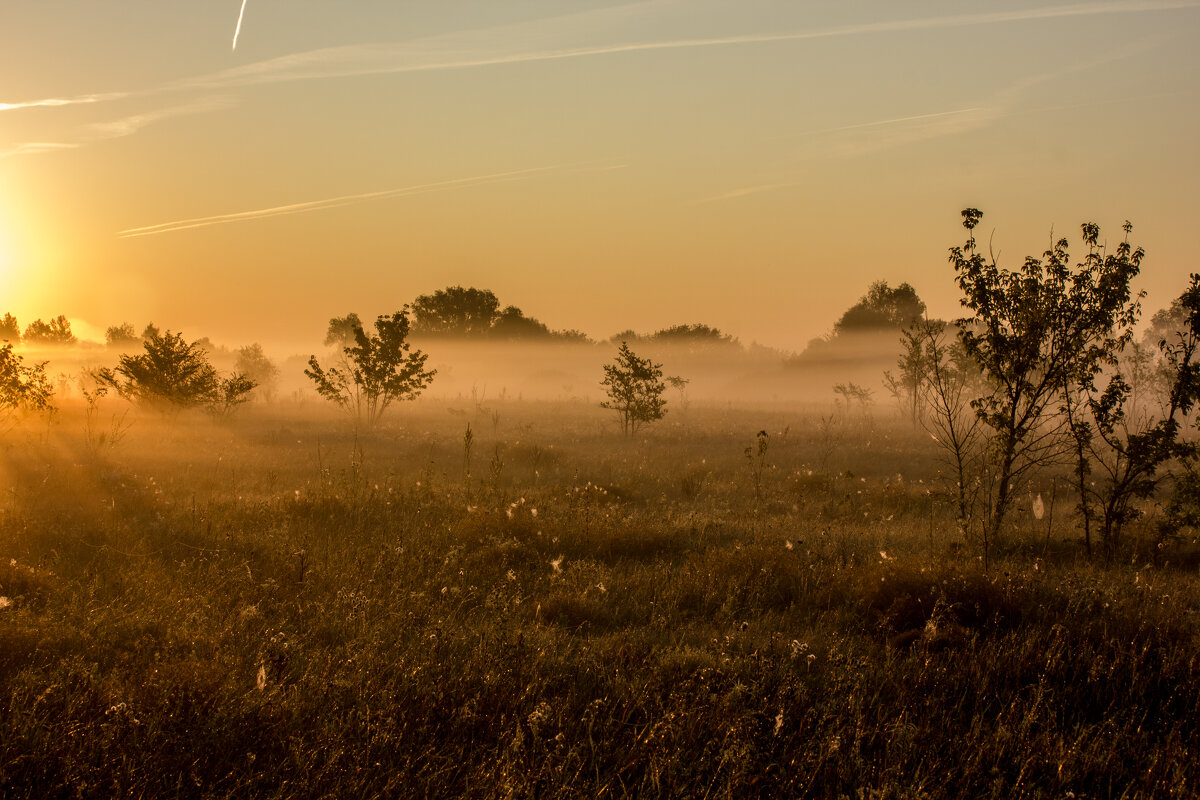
top-left (2, 403), bottom-right (1199, 798)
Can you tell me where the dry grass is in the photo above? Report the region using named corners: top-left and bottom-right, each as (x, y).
top-left (1, 399), bottom-right (1199, 798)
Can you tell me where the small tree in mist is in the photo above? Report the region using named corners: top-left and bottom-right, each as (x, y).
top-left (0, 343), bottom-right (54, 413)
top-left (324, 313), bottom-right (363, 349)
top-left (0, 313), bottom-right (19, 343)
top-left (105, 323), bottom-right (140, 349)
top-left (95, 330), bottom-right (256, 413)
top-left (235, 343), bottom-right (280, 401)
top-left (600, 342), bottom-right (667, 436)
top-left (305, 309), bottom-right (436, 428)
top-left (23, 315), bottom-right (76, 346)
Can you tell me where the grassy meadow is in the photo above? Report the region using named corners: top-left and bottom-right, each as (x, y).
top-left (2, 394), bottom-right (1199, 798)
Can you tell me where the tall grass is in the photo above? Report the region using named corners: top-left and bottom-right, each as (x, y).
top-left (0, 401), bottom-right (1197, 798)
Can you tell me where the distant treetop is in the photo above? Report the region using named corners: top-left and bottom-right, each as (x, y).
top-left (832, 281), bottom-right (926, 334)
top-left (408, 286), bottom-right (589, 342)
top-left (23, 315), bottom-right (77, 346)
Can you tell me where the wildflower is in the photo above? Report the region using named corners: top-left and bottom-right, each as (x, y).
top-left (0, 597), bottom-right (10, 611)
top-left (785, 540), bottom-right (794, 550)
top-left (506, 509), bottom-right (514, 519)
top-left (256, 665), bottom-right (267, 691)
top-left (506, 569), bottom-right (517, 581)
top-left (550, 555), bottom-right (564, 574)
top-left (879, 551), bottom-right (893, 561)
top-left (596, 583), bottom-right (606, 593)
top-left (531, 508), bottom-right (538, 517)
top-left (773, 710), bottom-right (784, 736)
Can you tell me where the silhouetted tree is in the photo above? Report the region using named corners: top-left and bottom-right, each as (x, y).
top-left (235, 343), bottom-right (280, 401)
top-left (554, 329), bottom-right (592, 343)
top-left (324, 313), bottom-right (363, 348)
top-left (23, 315), bottom-right (76, 346)
top-left (490, 305), bottom-right (552, 339)
top-left (833, 281), bottom-right (926, 334)
top-left (96, 330), bottom-right (255, 412)
top-left (950, 209), bottom-right (1141, 562)
top-left (1079, 273), bottom-right (1200, 556)
top-left (600, 342), bottom-right (667, 436)
top-left (608, 329), bottom-right (644, 345)
top-left (651, 324), bottom-right (738, 347)
top-left (0, 313), bottom-right (19, 343)
top-left (306, 309), bottom-right (435, 427)
top-left (0, 343), bottom-right (53, 412)
top-left (411, 286), bottom-right (499, 337)
top-left (106, 323), bottom-right (140, 349)
top-left (141, 322), bottom-right (160, 342)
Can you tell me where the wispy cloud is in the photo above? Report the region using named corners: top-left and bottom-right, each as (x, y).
top-left (6, 0), bottom-right (1195, 115)
top-left (697, 182), bottom-right (802, 204)
top-left (167, 0), bottom-right (1200, 94)
top-left (86, 97), bottom-right (234, 139)
top-left (117, 166), bottom-right (560, 238)
top-left (0, 142), bottom-right (80, 160)
top-left (1, 96), bottom-right (233, 159)
top-left (0, 92), bottom-right (129, 113)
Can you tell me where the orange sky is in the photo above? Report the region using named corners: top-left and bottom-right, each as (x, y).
top-left (2, 0), bottom-right (1198, 351)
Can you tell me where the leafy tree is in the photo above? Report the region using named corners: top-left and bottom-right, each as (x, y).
top-left (141, 322), bottom-right (160, 342)
top-left (950, 209), bottom-right (1142, 558)
top-left (554, 329), bottom-right (592, 343)
top-left (1079, 274), bottom-right (1200, 555)
top-left (23, 315), bottom-right (76, 346)
top-left (490, 305), bottom-right (552, 340)
top-left (600, 342), bottom-right (667, 435)
top-left (306, 310), bottom-right (436, 427)
top-left (0, 343), bottom-right (53, 412)
top-left (95, 330), bottom-right (256, 412)
top-left (0, 313), bottom-right (19, 343)
top-left (833, 281), bottom-right (926, 334)
top-left (651, 324), bottom-right (738, 347)
top-left (411, 286), bottom-right (499, 337)
top-left (324, 313), bottom-right (363, 348)
top-left (235, 343), bottom-right (280, 401)
top-left (608, 329), bottom-right (644, 345)
top-left (106, 323), bottom-right (140, 349)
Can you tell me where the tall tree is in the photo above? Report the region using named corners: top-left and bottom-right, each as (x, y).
top-left (411, 286), bottom-right (500, 337)
top-left (833, 281), bottom-right (926, 335)
top-left (950, 209), bottom-right (1141, 561)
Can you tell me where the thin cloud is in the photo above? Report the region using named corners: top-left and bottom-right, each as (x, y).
top-left (2, 96), bottom-right (233, 159)
top-left (87, 97), bottom-right (234, 139)
top-left (0, 142), bottom-right (80, 159)
top-left (6, 0), bottom-right (1196, 114)
top-left (697, 182), bottom-right (801, 204)
top-left (0, 92), bottom-right (129, 113)
top-left (174, 0), bottom-right (1200, 92)
top-left (117, 166), bottom-right (560, 238)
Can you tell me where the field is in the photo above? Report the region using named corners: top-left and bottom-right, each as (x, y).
top-left (2, 393), bottom-right (1200, 799)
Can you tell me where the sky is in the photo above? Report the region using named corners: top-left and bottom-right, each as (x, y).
top-left (1, 0), bottom-right (1198, 351)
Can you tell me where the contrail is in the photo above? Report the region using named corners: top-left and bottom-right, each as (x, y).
top-left (117, 166), bottom-right (558, 238)
top-left (232, 0), bottom-right (249, 51)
